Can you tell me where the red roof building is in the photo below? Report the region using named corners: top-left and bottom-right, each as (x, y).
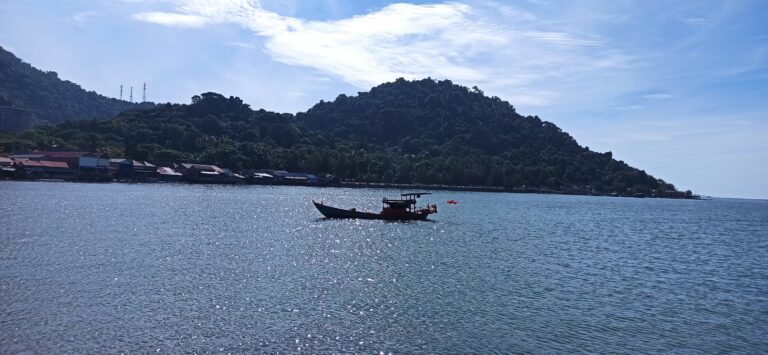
top-left (14, 159), bottom-right (70, 169)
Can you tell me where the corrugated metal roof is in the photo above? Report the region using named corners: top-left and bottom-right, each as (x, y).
top-left (157, 167), bottom-right (183, 175)
top-left (10, 154), bottom-right (48, 159)
top-left (183, 163), bottom-right (221, 172)
top-left (16, 160), bottom-right (70, 168)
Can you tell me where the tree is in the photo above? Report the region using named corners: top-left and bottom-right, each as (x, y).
top-left (152, 149), bottom-right (191, 165)
top-left (1, 78), bottom-right (687, 197)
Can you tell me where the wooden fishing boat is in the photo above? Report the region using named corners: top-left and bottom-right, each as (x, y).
top-left (313, 193), bottom-right (437, 220)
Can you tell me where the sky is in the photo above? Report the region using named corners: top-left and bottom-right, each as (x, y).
top-left (1, 0), bottom-right (766, 199)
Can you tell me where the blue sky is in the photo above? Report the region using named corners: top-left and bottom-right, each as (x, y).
top-left (1, 0), bottom-right (766, 198)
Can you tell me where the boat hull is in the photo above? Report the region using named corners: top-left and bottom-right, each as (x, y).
top-left (313, 201), bottom-right (430, 220)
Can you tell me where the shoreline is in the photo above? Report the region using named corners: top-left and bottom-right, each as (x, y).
top-left (0, 178), bottom-right (701, 200)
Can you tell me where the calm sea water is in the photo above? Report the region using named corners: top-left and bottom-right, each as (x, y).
top-left (1, 181), bottom-right (767, 354)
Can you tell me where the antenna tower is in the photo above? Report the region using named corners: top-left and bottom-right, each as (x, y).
top-left (142, 83), bottom-right (146, 102)
top-left (120, 85), bottom-right (123, 100)
top-left (130, 86), bottom-right (133, 103)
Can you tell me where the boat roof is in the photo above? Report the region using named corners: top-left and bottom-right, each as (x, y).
top-left (401, 192), bottom-right (431, 198)
top-left (383, 198), bottom-right (417, 207)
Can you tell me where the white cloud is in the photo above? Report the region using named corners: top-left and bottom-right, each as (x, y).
top-left (72, 11), bottom-right (99, 24)
top-left (132, 1), bottom-right (492, 85)
top-left (588, 14), bottom-right (628, 24)
top-left (682, 17), bottom-right (709, 26)
top-left (485, 2), bottom-right (537, 21)
top-left (131, 0), bottom-right (619, 106)
top-left (612, 104), bottom-right (644, 111)
top-left (227, 41), bottom-right (256, 49)
top-left (641, 93), bottom-right (673, 100)
top-left (132, 11), bottom-right (208, 28)
top-left (504, 91), bottom-right (558, 107)
top-left (593, 53), bottom-right (636, 68)
top-left (262, 2), bottom-right (502, 86)
top-left (523, 31), bottom-right (602, 47)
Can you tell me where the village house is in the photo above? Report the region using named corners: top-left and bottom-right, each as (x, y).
top-left (0, 156), bottom-right (15, 179)
top-left (110, 159), bottom-right (159, 181)
top-left (12, 151), bottom-right (110, 180)
top-left (156, 166), bottom-right (183, 181)
top-left (0, 156), bottom-right (13, 167)
top-left (175, 163), bottom-right (243, 184)
top-left (13, 159), bottom-right (75, 179)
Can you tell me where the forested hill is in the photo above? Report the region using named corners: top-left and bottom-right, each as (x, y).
top-left (0, 46), bottom-right (153, 124)
top-left (4, 78), bottom-right (683, 196)
top-left (298, 78), bottom-right (679, 195)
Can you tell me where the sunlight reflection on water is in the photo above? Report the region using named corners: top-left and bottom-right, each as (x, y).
top-left (1, 181), bottom-right (767, 353)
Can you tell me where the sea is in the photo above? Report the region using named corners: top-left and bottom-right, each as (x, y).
top-left (1, 181), bottom-right (767, 354)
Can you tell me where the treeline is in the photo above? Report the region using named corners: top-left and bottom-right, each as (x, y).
top-left (0, 46), bottom-right (153, 125)
top-left (2, 78), bottom-right (683, 195)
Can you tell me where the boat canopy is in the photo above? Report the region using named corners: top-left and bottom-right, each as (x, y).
top-left (382, 198), bottom-right (417, 207)
top-left (380, 192), bottom-right (433, 210)
top-left (401, 192), bottom-right (431, 198)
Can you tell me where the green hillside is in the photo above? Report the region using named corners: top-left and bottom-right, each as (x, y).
top-left (3, 78), bottom-right (684, 196)
top-left (0, 46), bottom-right (153, 125)
top-left (299, 78), bottom-right (679, 195)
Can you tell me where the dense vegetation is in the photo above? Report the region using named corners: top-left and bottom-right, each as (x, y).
top-left (2, 78), bottom-right (683, 196)
top-left (0, 46), bottom-right (153, 125)
top-left (297, 78), bottom-right (680, 194)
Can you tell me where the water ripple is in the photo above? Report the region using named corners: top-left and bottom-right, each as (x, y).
top-left (1, 182), bottom-right (767, 353)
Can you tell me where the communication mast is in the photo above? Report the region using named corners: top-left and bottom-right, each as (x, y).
top-left (120, 85), bottom-right (123, 100)
top-left (142, 83), bottom-right (146, 102)
top-left (130, 86), bottom-right (133, 102)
